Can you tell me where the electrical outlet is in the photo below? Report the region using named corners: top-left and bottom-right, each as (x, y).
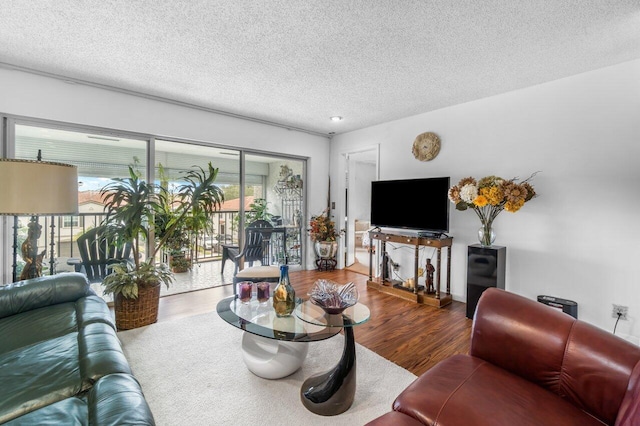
top-left (612, 305), bottom-right (628, 320)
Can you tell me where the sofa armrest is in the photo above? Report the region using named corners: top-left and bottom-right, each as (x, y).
top-left (470, 288), bottom-right (575, 388)
top-left (615, 361), bottom-right (640, 426)
top-left (472, 288), bottom-right (640, 425)
top-left (0, 273), bottom-right (94, 319)
top-left (88, 374), bottom-right (155, 425)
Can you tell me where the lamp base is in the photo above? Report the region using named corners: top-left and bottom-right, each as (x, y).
top-left (20, 216), bottom-right (45, 280)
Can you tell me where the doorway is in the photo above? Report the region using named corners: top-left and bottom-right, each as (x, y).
top-left (344, 147), bottom-right (378, 275)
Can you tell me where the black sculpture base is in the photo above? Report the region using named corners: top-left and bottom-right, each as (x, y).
top-left (315, 257), bottom-right (337, 271)
top-left (300, 317), bottom-right (356, 416)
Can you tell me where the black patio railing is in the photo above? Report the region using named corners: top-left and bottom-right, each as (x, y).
top-left (9, 211), bottom-right (241, 281)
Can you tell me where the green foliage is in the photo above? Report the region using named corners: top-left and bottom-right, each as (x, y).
top-left (102, 261), bottom-right (172, 299)
top-left (154, 168), bottom-right (190, 254)
top-left (101, 166), bottom-right (157, 270)
top-left (164, 163), bottom-right (225, 245)
top-left (455, 201), bottom-right (469, 211)
top-left (165, 228), bottom-right (190, 254)
top-left (170, 255), bottom-right (192, 272)
top-left (100, 162), bottom-right (224, 299)
top-left (232, 197), bottom-right (274, 229)
top-left (245, 198), bottom-right (273, 223)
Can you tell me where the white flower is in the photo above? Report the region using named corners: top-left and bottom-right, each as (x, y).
top-left (460, 184), bottom-right (478, 203)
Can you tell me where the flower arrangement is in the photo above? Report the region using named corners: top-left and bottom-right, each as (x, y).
top-left (448, 173), bottom-right (538, 246)
top-left (308, 209), bottom-right (342, 242)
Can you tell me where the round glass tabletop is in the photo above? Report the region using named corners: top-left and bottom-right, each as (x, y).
top-left (216, 296), bottom-right (340, 342)
top-left (295, 300), bottom-right (371, 328)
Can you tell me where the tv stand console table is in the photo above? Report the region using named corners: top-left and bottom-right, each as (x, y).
top-left (366, 230), bottom-right (453, 308)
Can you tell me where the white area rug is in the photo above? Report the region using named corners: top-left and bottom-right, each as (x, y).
top-left (118, 310), bottom-right (417, 426)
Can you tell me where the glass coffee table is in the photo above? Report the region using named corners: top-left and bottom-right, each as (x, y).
top-left (216, 296), bottom-right (340, 379)
top-left (295, 300), bottom-right (370, 416)
top-left (217, 296), bottom-right (370, 415)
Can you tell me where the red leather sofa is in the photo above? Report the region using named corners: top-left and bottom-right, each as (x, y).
top-left (366, 288), bottom-right (640, 426)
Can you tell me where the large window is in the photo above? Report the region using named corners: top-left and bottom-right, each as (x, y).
top-left (154, 139), bottom-right (241, 263)
top-left (62, 216), bottom-right (81, 228)
top-left (12, 123), bottom-right (147, 278)
top-left (2, 118), bottom-right (307, 285)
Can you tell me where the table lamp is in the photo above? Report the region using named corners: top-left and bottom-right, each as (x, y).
top-left (0, 152), bottom-right (78, 281)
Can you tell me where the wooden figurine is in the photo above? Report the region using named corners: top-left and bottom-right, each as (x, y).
top-left (425, 258), bottom-right (435, 293)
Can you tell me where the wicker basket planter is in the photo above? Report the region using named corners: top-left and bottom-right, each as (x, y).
top-left (114, 284), bottom-right (161, 331)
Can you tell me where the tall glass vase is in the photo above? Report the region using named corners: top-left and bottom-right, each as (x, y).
top-left (478, 222), bottom-right (496, 247)
top-left (272, 265), bottom-right (295, 317)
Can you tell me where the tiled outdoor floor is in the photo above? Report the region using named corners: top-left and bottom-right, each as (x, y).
top-left (90, 259), bottom-right (235, 303)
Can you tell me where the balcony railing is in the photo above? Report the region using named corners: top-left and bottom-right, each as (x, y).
top-left (10, 211), bottom-right (242, 281)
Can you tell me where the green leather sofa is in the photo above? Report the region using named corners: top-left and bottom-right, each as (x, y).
top-left (0, 273), bottom-right (155, 425)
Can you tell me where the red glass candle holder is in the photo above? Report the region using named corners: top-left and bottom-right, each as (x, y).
top-left (237, 281), bottom-right (253, 303)
top-left (256, 282), bottom-right (270, 303)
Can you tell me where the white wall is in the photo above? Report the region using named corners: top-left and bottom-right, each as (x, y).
top-left (0, 68), bottom-right (331, 277)
top-left (331, 59), bottom-right (640, 344)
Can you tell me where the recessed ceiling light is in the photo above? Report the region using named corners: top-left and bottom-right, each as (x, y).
top-left (330, 116), bottom-right (343, 122)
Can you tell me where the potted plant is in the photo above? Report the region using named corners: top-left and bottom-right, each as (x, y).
top-left (308, 209), bottom-right (343, 260)
top-left (165, 228), bottom-right (191, 271)
top-left (100, 162), bottom-right (224, 330)
top-left (245, 198), bottom-right (273, 224)
top-left (169, 255), bottom-right (192, 273)
top-left (233, 197), bottom-right (273, 232)
top-left (155, 169), bottom-right (194, 272)
top-left (162, 221), bottom-right (191, 273)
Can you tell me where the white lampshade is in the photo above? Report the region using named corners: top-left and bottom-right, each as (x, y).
top-left (0, 159), bottom-right (79, 215)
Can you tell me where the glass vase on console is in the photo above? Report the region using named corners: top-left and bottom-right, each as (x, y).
top-left (448, 174), bottom-right (539, 249)
top-left (478, 220), bottom-right (496, 247)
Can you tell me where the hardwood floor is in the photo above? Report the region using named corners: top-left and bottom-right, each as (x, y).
top-left (155, 269), bottom-right (472, 377)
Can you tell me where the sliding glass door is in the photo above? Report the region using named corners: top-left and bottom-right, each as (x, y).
top-left (2, 118), bottom-right (308, 290)
top-left (12, 122), bottom-right (147, 281)
top-left (153, 140), bottom-right (241, 269)
top-left (244, 154), bottom-right (305, 269)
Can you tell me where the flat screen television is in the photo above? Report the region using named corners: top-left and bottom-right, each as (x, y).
top-left (370, 177), bottom-right (450, 234)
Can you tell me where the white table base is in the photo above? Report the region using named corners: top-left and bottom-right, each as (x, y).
top-left (241, 332), bottom-right (309, 379)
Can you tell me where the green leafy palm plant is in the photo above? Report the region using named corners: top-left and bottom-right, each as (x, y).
top-left (245, 198), bottom-right (273, 224)
top-left (232, 197), bottom-right (273, 231)
top-left (100, 162), bottom-right (224, 329)
top-left (155, 166), bottom-right (192, 270)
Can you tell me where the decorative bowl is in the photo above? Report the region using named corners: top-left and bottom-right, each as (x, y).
top-left (308, 280), bottom-right (358, 315)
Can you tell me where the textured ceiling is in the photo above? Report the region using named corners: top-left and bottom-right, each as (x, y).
top-left (1, 1), bottom-right (639, 136)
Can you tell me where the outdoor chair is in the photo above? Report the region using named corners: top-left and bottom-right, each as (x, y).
top-left (229, 220), bottom-right (273, 276)
top-left (231, 220), bottom-right (280, 294)
top-left (75, 226), bottom-right (132, 283)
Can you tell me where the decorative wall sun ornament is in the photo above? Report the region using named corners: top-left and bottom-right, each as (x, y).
top-left (412, 132), bottom-right (441, 161)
